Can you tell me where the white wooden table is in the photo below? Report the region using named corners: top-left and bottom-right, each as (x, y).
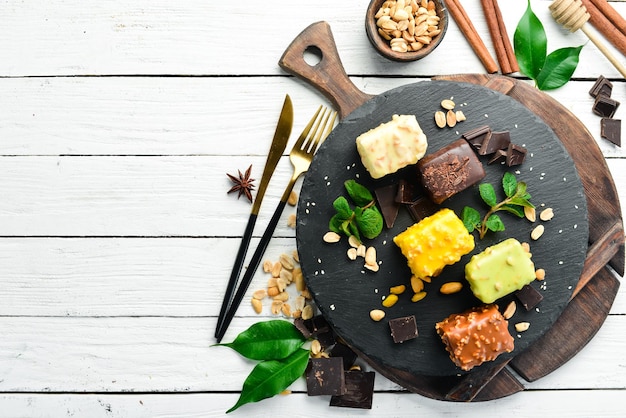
top-left (1, 0), bottom-right (624, 416)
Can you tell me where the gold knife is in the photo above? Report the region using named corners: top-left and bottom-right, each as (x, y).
top-left (215, 94), bottom-right (293, 338)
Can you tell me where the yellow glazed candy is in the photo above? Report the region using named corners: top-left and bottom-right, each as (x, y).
top-left (465, 238), bottom-right (536, 304)
top-left (393, 208), bottom-right (475, 279)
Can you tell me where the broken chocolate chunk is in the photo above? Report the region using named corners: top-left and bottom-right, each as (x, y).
top-left (593, 95), bottom-right (620, 118)
top-left (462, 125), bottom-right (492, 150)
top-left (479, 130), bottom-right (511, 155)
top-left (330, 342), bottom-right (358, 370)
top-left (388, 315), bottom-right (418, 343)
top-left (306, 357), bottom-right (346, 396)
top-left (515, 284), bottom-right (544, 311)
top-left (330, 371), bottom-right (375, 409)
top-left (417, 138), bottom-right (486, 204)
top-left (589, 75), bottom-right (613, 98)
top-left (407, 196), bottom-right (438, 222)
top-left (395, 178), bottom-right (419, 204)
top-left (375, 184), bottom-right (400, 229)
top-left (601, 118), bottom-right (621, 147)
top-left (294, 315), bottom-right (331, 339)
top-left (316, 329), bottom-right (337, 350)
top-left (506, 143), bottom-right (527, 167)
top-left (488, 149), bottom-right (508, 165)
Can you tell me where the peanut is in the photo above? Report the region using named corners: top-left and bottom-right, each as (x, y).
top-left (382, 294), bottom-right (398, 308)
top-left (369, 309), bottom-right (386, 322)
top-left (439, 281), bottom-right (463, 294)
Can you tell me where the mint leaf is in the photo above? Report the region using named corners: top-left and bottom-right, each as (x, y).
top-left (479, 183), bottom-right (497, 207)
top-left (462, 206), bottom-right (481, 233)
top-left (535, 45), bottom-right (583, 90)
top-left (501, 204), bottom-right (525, 218)
top-left (333, 196), bottom-right (353, 219)
top-left (215, 320), bottom-right (305, 360)
top-left (514, 0), bottom-right (546, 79)
top-left (486, 214), bottom-right (505, 232)
top-left (356, 206), bottom-right (383, 239)
top-left (227, 348), bottom-right (309, 413)
top-left (502, 172), bottom-right (517, 197)
top-left (344, 179), bottom-right (373, 207)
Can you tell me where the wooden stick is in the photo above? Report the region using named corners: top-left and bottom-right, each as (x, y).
top-left (446, 0), bottom-right (499, 74)
top-left (481, 0), bottom-right (511, 74)
top-left (581, 0), bottom-right (626, 57)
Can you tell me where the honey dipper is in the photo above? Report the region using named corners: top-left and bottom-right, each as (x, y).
top-left (550, 0), bottom-right (626, 78)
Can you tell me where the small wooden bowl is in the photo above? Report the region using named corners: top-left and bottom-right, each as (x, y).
top-left (365, 0), bottom-right (448, 62)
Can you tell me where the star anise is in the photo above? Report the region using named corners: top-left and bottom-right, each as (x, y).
top-left (226, 165), bottom-right (255, 203)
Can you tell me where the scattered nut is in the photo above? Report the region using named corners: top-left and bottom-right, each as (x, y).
top-left (369, 309), bottom-right (386, 321)
top-left (348, 235), bottom-right (361, 248)
top-left (524, 206), bottom-right (536, 222)
top-left (446, 110), bottom-right (457, 127)
top-left (365, 246), bottom-right (377, 266)
top-left (279, 253), bottom-right (295, 270)
top-left (267, 286), bottom-right (280, 297)
top-left (411, 291), bottom-right (427, 302)
top-left (301, 304), bottom-right (314, 320)
top-left (515, 322), bottom-right (530, 332)
top-left (287, 190), bottom-right (298, 206)
top-left (294, 295), bottom-right (306, 311)
top-left (439, 281), bottom-right (463, 294)
top-left (310, 339), bottom-right (322, 355)
top-left (271, 300), bottom-right (284, 315)
top-left (364, 262), bottom-right (380, 272)
top-left (273, 291), bottom-right (289, 302)
top-left (503, 300), bottom-right (516, 319)
top-left (539, 207), bottom-right (554, 221)
top-left (251, 298), bottom-right (263, 314)
top-left (287, 213), bottom-right (297, 228)
top-left (323, 231), bottom-right (341, 243)
top-left (252, 289), bottom-right (267, 300)
top-left (347, 247), bottom-right (358, 260)
top-left (410, 275), bottom-right (424, 293)
top-left (356, 245), bottom-right (367, 258)
top-left (382, 294), bottom-right (399, 308)
top-left (281, 302), bottom-right (292, 317)
top-left (455, 110), bottom-right (466, 121)
top-left (434, 110), bottom-right (446, 128)
top-left (441, 99), bottom-right (455, 110)
top-left (531, 224), bottom-right (545, 240)
top-left (535, 268), bottom-right (546, 281)
top-left (390, 285), bottom-right (406, 295)
top-left (262, 260), bottom-right (273, 273)
top-left (271, 261), bottom-right (282, 278)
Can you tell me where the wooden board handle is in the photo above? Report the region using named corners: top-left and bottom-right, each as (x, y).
top-left (279, 21), bottom-right (373, 118)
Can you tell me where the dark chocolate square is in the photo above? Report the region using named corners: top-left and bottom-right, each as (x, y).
top-left (478, 130), bottom-right (510, 155)
top-left (593, 95), bottom-right (620, 118)
top-left (601, 118), bottom-right (621, 147)
top-left (589, 75), bottom-right (613, 98)
top-left (462, 125), bottom-right (491, 151)
top-left (515, 284), bottom-right (544, 311)
top-left (406, 196), bottom-right (438, 222)
top-left (329, 371), bottom-right (375, 409)
top-left (329, 342), bottom-right (358, 370)
top-left (375, 183), bottom-right (400, 229)
top-left (506, 143), bottom-right (527, 167)
top-left (388, 315), bottom-right (418, 343)
top-left (306, 357), bottom-right (346, 396)
top-left (395, 178), bottom-right (419, 204)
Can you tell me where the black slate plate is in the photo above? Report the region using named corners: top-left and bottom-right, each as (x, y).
top-left (295, 80), bottom-right (589, 377)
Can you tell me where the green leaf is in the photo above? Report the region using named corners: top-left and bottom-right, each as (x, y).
top-left (328, 213), bottom-right (344, 234)
top-left (514, 0), bottom-right (547, 79)
top-left (485, 214), bottom-right (505, 232)
top-left (479, 183), bottom-right (497, 207)
top-left (535, 45), bottom-right (583, 90)
top-left (501, 204), bottom-right (525, 218)
top-left (461, 206), bottom-right (481, 232)
top-left (356, 206), bottom-right (383, 239)
top-left (226, 348), bottom-right (310, 413)
top-left (502, 172), bottom-right (518, 198)
top-left (514, 181), bottom-right (528, 198)
top-left (332, 196), bottom-right (353, 219)
top-left (344, 180), bottom-right (373, 207)
top-left (214, 320), bottom-right (305, 361)
top-left (348, 220), bottom-right (360, 240)
top-left (507, 196), bottom-right (534, 209)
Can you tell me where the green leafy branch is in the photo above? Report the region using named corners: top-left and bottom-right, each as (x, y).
top-left (329, 179), bottom-right (383, 240)
top-left (213, 320), bottom-right (309, 413)
top-left (514, 0), bottom-right (584, 90)
top-left (462, 172), bottom-right (534, 239)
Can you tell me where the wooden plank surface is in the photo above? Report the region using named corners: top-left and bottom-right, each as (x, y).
top-left (0, 0), bottom-right (624, 415)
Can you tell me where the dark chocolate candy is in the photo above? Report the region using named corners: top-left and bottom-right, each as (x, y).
top-left (306, 357), bottom-right (346, 396)
top-left (601, 118), bottom-right (621, 147)
top-left (515, 284), bottom-right (544, 311)
top-left (462, 125), bottom-right (491, 150)
top-left (294, 315), bottom-right (331, 339)
top-left (488, 149), bottom-right (508, 165)
top-left (395, 178), bottom-right (418, 204)
top-left (593, 95), bottom-right (620, 118)
top-left (329, 371), bottom-right (375, 409)
top-left (589, 75), bottom-right (613, 98)
top-left (388, 315), bottom-right (418, 343)
top-left (375, 184), bottom-right (400, 229)
top-left (479, 130), bottom-right (511, 155)
top-left (329, 342), bottom-right (358, 370)
top-left (506, 143), bottom-right (527, 167)
top-left (407, 196), bottom-right (438, 222)
top-left (316, 329), bottom-right (337, 350)
top-left (417, 138), bottom-right (486, 204)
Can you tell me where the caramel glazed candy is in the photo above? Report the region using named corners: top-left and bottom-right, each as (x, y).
top-left (435, 304), bottom-right (514, 371)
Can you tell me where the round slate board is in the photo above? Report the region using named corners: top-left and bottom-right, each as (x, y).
top-left (296, 80), bottom-right (589, 377)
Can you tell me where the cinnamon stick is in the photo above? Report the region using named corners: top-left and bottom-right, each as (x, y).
top-left (493, 0), bottom-right (519, 73)
top-left (446, 0), bottom-right (499, 74)
top-left (581, 0), bottom-right (626, 57)
top-left (588, 0), bottom-right (626, 39)
top-left (481, 0), bottom-right (511, 74)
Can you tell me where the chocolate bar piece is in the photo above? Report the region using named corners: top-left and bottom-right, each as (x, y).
top-left (329, 342), bottom-right (358, 370)
top-left (506, 143), bottom-right (527, 167)
top-left (488, 149), bottom-right (508, 165)
top-left (589, 75), bottom-right (613, 98)
top-left (478, 131), bottom-right (511, 156)
top-left (388, 315), bottom-right (418, 343)
top-left (395, 178), bottom-right (418, 204)
top-left (330, 371), bottom-right (375, 409)
top-left (375, 184), bottom-right (400, 229)
top-left (435, 304), bottom-right (514, 371)
top-left (406, 196), bottom-right (438, 222)
top-left (294, 315), bottom-right (331, 339)
top-left (515, 284), bottom-right (544, 311)
top-left (462, 125), bottom-right (491, 150)
top-left (417, 139), bottom-right (486, 204)
top-left (593, 95), bottom-right (620, 118)
top-left (601, 118), bottom-right (621, 147)
top-left (306, 357), bottom-right (346, 396)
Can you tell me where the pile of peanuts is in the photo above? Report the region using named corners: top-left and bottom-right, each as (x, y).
top-left (375, 0), bottom-right (442, 53)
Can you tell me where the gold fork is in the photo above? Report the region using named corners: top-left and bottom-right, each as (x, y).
top-left (215, 105), bottom-right (337, 341)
